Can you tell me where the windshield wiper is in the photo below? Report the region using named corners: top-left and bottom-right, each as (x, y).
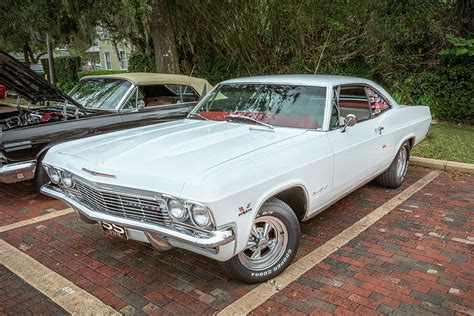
top-left (224, 114), bottom-right (274, 130)
top-left (187, 112), bottom-right (209, 121)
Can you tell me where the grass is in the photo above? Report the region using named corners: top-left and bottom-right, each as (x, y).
top-left (412, 123), bottom-right (474, 164)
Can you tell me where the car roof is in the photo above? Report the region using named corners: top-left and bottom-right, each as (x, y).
top-left (222, 74), bottom-right (376, 86)
top-left (80, 72), bottom-right (213, 96)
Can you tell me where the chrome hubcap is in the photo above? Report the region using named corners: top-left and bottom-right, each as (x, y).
top-left (396, 147), bottom-right (408, 179)
top-left (238, 216), bottom-right (288, 271)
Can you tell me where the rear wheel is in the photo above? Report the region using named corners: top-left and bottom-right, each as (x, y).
top-left (376, 141), bottom-right (410, 188)
top-left (221, 198), bottom-right (300, 283)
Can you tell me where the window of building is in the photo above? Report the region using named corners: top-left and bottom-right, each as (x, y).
top-left (104, 52), bottom-right (111, 70)
top-left (119, 51), bottom-right (127, 70)
top-left (102, 27), bottom-right (109, 39)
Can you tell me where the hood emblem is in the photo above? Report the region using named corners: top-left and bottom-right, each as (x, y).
top-left (82, 168), bottom-right (117, 179)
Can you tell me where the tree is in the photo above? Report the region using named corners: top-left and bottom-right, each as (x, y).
top-left (93, 0), bottom-right (155, 72)
top-left (0, 0), bottom-right (96, 67)
top-left (150, 0), bottom-right (179, 73)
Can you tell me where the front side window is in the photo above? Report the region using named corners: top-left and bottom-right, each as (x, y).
top-left (69, 78), bottom-right (132, 110)
top-left (122, 88), bottom-right (145, 111)
top-left (179, 85), bottom-right (199, 102)
top-left (191, 84), bottom-right (327, 129)
top-left (339, 86), bottom-right (371, 121)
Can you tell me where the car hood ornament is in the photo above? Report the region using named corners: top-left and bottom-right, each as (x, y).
top-left (82, 167), bottom-right (117, 178)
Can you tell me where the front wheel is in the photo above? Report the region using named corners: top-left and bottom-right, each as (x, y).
top-left (221, 198), bottom-right (300, 283)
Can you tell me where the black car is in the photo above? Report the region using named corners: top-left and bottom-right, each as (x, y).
top-left (0, 51), bottom-right (212, 188)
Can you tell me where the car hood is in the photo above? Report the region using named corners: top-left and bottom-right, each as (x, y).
top-left (49, 119), bottom-right (306, 192)
top-left (0, 51), bottom-right (84, 109)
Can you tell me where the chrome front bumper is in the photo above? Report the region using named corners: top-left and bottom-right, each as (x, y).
top-left (41, 184), bottom-right (235, 248)
top-left (0, 160), bottom-right (36, 183)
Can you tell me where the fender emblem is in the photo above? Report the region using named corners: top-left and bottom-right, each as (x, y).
top-left (312, 184), bottom-right (328, 195)
top-left (82, 168), bottom-right (117, 178)
top-left (238, 203), bottom-right (252, 216)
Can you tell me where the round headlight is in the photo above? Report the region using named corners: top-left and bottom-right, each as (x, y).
top-left (191, 205), bottom-right (212, 228)
top-left (62, 172), bottom-right (74, 188)
top-left (49, 168), bottom-right (61, 184)
top-left (167, 199), bottom-right (188, 222)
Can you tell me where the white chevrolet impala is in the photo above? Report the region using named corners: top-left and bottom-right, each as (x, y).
top-left (41, 75), bottom-right (431, 283)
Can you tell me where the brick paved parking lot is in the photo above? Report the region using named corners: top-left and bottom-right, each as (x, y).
top-left (0, 265), bottom-right (68, 316)
top-left (0, 166), bottom-right (472, 315)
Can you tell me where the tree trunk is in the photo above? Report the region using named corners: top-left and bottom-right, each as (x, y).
top-left (23, 43), bottom-right (31, 67)
top-left (150, 0), bottom-right (179, 73)
top-left (46, 33), bottom-right (56, 85)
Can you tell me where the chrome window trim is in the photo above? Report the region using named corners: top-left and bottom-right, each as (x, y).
top-left (116, 82), bottom-right (137, 112)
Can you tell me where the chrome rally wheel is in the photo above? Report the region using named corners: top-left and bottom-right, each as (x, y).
top-left (396, 145), bottom-right (408, 180)
top-left (221, 198), bottom-right (300, 284)
top-left (238, 216), bottom-right (288, 271)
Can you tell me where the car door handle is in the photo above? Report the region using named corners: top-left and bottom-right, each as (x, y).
top-left (375, 126), bottom-right (384, 134)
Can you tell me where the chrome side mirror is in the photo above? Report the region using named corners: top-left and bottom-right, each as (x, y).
top-left (340, 114), bottom-right (357, 133)
top-left (137, 99), bottom-right (145, 111)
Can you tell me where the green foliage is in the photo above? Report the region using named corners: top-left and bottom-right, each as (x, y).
top-left (0, 0), bottom-right (98, 64)
top-left (171, 0), bottom-right (473, 122)
top-left (1, 0), bottom-right (473, 123)
top-left (403, 56), bottom-right (473, 122)
top-left (77, 70), bottom-right (128, 79)
top-left (128, 51), bottom-right (156, 72)
top-left (439, 35), bottom-right (474, 57)
top-left (42, 56), bottom-right (81, 92)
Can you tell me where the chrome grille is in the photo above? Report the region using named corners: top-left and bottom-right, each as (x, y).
top-left (74, 179), bottom-right (170, 225)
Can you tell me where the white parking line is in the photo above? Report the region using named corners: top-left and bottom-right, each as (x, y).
top-left (0, 208), bottom-right (74, 232)
top-left (0, 239), bottom-right (119, 315)
top-left (219, 171), bottom-right (440, 315)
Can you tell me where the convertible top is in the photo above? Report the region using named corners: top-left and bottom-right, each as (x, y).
top-left (81, 73), bottom-right (213, 96)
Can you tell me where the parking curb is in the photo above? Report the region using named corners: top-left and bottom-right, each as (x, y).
top-left (410, 156), bottom-right (474, 174)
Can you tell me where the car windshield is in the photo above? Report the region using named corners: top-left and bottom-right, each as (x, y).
top-left (191, 84), bottom-right (326, 129)
top-left (68, 78), bottom-right (132, 110)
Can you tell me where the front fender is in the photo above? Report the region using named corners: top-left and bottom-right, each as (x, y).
top-left (232, 180), bottom-right (309, 255)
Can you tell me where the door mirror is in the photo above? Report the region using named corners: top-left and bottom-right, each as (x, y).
top-left (346, 114), bottom-right (357, 126)
top-left (137, 99), bottom-right (145, 111)
top-left (340, 114), bottom-right (357, 133)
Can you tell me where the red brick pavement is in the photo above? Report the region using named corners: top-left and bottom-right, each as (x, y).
top-left (0, 167), bottom-right (472, 315)
top-left (0, 264), bottom-right (69, 316)
top-left (0, 181), bottom-right (66, 225)
top-left (253, 171), bottom-right (473, 315)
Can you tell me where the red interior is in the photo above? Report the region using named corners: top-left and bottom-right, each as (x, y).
top-left (199, 111), bottom-right (320, 129)
top-left (339, 100), bottom-right (369, 109)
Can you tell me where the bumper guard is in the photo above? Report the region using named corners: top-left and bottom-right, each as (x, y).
top-left (0, 160), bottom-right (36, 183)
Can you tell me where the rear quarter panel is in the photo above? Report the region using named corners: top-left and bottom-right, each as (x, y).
top-left (378, 105), bottom-right (431, 167)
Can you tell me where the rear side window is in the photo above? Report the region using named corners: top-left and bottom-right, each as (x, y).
top-left (367, 87), bottom-right (390, 116)
top-left (165, 84), bottom-right (200, 103)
